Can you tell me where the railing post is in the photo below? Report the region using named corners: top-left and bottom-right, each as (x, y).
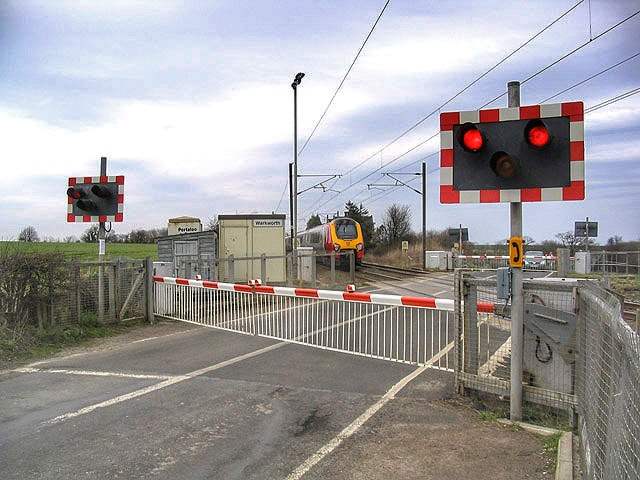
top-left (463, 281), bottom-right (479, 377)
top-left (311, 250), bottom-right (317, 289)
top-left (286, 253), bottom-right (293, 287)
top-left (145, 256), bottom-right (155, 324)
top-left (228, 254), bottom-right (235, 284)
top-left (261, 253), bottom-right (267, 285)
top-left (330, 252), bottom-right (337, 286)
top-left (349, 250), bottom-right (355, 284)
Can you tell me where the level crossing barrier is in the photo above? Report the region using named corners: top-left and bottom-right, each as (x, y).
top-left (454, 254), bottom-right (558, 270)
top-left (153, 276), bottom-right (493, 369)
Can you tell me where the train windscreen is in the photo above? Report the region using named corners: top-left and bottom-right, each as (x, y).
top-left (334, 219), bottom-right (358, 240)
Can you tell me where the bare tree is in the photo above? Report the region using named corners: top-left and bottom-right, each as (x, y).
top-left (80, 225), bottom-right (118, 243)
top-left (18, 226), bottom-right (40, 242)
top-left (555, 231), bottom-right (586, 256)
top-left (379, 204), bottom-right (412, 247)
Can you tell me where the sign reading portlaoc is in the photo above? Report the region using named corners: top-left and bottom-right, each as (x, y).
top-left (253, 219), bottom-right (284, 227)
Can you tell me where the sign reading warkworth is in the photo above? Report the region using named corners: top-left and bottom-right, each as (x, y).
top-left (253, 219), bottom-right (284, 227)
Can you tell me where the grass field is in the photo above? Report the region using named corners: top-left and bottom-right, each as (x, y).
top-left (0, 241), bottom-right (158, 261)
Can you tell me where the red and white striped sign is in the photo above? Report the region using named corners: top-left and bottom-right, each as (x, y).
top-left (67, 175), bottom-right (125, 223)
top-left (439, 101), bottom-right (584, 203)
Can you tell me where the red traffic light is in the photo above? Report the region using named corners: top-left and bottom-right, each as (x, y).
top-left (67, 187), bottom-right (83, 199)
top-left (525, 120), bottom-right (550, 148)
top-left (91, 184), bottom-right (112, 198)
top-left (457, 123), bottom-right (484, 152)
top-left (77, 199), bottom-right (96, 212)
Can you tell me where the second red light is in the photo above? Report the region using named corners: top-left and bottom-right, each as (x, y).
top-left (463, 128), bottom-right (483, 151)
top-left (527, 125), bottom-right (550, 148)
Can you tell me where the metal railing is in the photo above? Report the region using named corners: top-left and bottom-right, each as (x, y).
top-left (588, 251), bottom-right (640, 274)
top-left (455, 272), bottom-right (578, 411)
top-left (454, 251), bottom-right (640, 274)
top-left (153, 276), bottom-right (456, 369)
top-left (454, 255), bottom-right (558, 271)
top-left (455, 270), bottom-right (640, 480)
top-left (170, 250), bottom-right (357, 289)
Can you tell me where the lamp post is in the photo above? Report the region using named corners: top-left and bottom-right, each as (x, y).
top-left (291, 72), bottom-right (304, 265)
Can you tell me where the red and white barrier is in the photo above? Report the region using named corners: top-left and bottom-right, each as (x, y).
top-left (153, 276), bottom-right (496, 314)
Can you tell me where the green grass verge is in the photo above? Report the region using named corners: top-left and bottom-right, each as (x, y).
top-left (0, 317), bottom-right (141, 368)
top-left (0, 241), bottom-right (158, 261)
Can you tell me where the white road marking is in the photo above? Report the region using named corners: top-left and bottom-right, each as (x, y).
top-left (16, 367), bottom-right (174, 380)
top-left (284, 341), bottom-right (454, 480)
top-left (42, 341), bottom-right (287, 425)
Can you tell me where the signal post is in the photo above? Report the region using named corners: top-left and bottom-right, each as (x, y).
top-left (439, 83), bottom-right (585, 420)
top-left (67, 157), bottom-right (125, 321)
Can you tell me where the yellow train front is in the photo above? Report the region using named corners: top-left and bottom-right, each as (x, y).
top-left (299, 217), bottom-right (364, 268)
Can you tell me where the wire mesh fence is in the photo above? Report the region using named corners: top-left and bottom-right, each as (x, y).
top-left (0, 257), bottom-right (150, 331)
top-left (54, 258), bottom-right (150, 326)
top-left (576, 282), bottom-right (640, 480)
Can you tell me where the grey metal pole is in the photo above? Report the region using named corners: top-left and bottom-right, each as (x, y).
top-left (585, 216), bottom-right (590, 252)
top-left (289, 162), bottom-right (294, 251)
top-left (99, 156), bottom-right (107, 261)
top-left (293, 85), bottom-right (298, 266)
top-left (422, 161), bottom-right (427, 269)
top-left (508, 81), bottom-right (523, 422)
top-left (98, 156), bottom-right (107, 322)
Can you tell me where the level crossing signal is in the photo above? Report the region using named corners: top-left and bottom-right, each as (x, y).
top-left (67, 176), bottom-right (125, 222)
top-left (440, 102), bottom-right (584, 203)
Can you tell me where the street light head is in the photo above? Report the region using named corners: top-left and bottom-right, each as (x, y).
top-left (292, 72), bottom-right (305, 88)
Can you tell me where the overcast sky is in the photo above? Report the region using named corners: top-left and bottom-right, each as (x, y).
top-left (1, 0), bottom-right (638, 245)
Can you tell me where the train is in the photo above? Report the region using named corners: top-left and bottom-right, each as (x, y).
top-left (298, 217), bottom-right (365, 267)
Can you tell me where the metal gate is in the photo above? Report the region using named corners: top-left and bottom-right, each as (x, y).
top-left (153, 276), bottom-right (464, 369)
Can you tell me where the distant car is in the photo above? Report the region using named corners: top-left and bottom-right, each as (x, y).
top-left (523, 250), bottom-right (547, 269)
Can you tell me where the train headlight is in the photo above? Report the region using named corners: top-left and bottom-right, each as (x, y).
top-left (356, 243), bottom-right (363, 251)
top-left (333, 243), bottom-right (341, 252)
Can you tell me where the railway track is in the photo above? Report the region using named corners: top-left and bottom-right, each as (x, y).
top-left (623, 300), bottom-right (640, 328)
top-left (359, 261), bottom-right (428, 277)
top-left (356, 262), bottom-right (454, 298)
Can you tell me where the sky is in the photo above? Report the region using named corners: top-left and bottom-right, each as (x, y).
top-left (1, 0), bottom-right (639, 245)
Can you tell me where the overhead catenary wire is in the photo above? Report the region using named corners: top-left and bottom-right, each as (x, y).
top-left (585, 86), bottom-right (640, 113)
top-left (539, 51), bottom-right (640, 103)
top-left (335, 85), bottom-right (640, 214)
top-left (298, 4), bottom-right (640, 224)
top-left (329, 0), bottom-right (585, 182)
top-left (308, 7), bottom-right (638, 218)
top-left (297, 0), bottom-right (390, 158)
top-left (304, 0), bottom-right (586, 216)
top-left (480, 8), bottom-right (640, 108)
top-left (275, 0), bottom-right (389, 213)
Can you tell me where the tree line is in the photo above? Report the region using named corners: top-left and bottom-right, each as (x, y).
top-left (17, 203), bottom-right (639, 255)
top-left (17, 225), bottom-right (168, 244)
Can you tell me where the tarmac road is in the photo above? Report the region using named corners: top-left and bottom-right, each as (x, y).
top-left (0, 320), bottom-right (557, 479)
